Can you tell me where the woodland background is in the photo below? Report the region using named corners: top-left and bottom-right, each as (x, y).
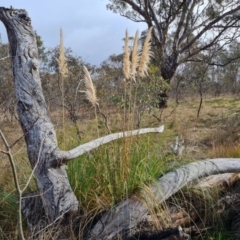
top-left (1, 1), bottom-right (240, 239)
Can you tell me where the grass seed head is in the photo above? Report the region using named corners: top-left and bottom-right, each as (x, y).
top-left (57, 28), bottom-right (68, 78)
top-left (130, 30), bottom-right (140, 82)
top-left (83, 65), bottom-right (98, 107)
top-left (138, 27), bottom-right (153, 78)
top-left (123, 29), bottom-right (131, 80)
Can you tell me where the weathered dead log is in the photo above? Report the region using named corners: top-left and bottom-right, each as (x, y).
top-left (89, 159), bottom-right (240, 239)
top-left (195, 173), bottom-right (240, 191)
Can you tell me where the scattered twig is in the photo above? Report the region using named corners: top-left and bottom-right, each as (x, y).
top-left (0, 130), bottom-right (46, 240)
top-left (96, 105), bottom-right (111, 133)
top-left (0, 130), bottom-right (25, 240)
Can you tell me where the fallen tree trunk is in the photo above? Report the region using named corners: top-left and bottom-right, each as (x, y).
top-left (89, 158), bottom-right (240, 239)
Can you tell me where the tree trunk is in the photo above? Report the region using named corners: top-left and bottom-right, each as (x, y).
top-left (197, 88), bottom-right (203, 119)
top-left (158, 52), bottom-right (179, 108)
top-left (0, 7), bottom-right (79, 223)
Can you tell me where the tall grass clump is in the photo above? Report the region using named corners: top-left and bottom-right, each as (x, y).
top-left (120, 27), bottom-right (154, 180)
top-left (67, 134), bottom-right (171, 213)
top-left (66, 27), bottom-right (170, 226)
top-left (64, 27), bottom-right (157, 212)
top-left (0, 187), bottom-right (18, 235)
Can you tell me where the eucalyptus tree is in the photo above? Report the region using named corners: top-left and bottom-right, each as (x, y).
top-left (215, 40), bottom-right (240, 94)
top-left (107, 0), bottom-right (240, 107)
top-left (96, 54), bottom-right (124, 108)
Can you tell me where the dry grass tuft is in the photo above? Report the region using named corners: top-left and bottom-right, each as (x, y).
top-left (208, 142), bottom-right (240, 158)
top-left (138, 27), bottom-right (153, 78)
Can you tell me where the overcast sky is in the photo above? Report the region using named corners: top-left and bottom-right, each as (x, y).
top-left (0, 0), bottom-right (146, 66)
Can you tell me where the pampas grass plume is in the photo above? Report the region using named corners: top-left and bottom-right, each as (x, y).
top-left (123, 29), bottom-right (130, 80)
top-left (130, 30), bottom-right (140, 82)
top-left (57, 28), bottom-right (68, 78)
top-left (83, 66), bottom-right (98, 107)
top-left (138, 27), bottom-right (153, 78)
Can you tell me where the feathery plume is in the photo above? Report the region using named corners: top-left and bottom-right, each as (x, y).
top-left (123, 29), bottom-right (130, 80)
top-left (83, 66), bottom-right (98, 107)
top-left (130, 30), bottom-right (140, 82)
top-left (57, 28), bottom-right (68, 78)
top-left (138, 27), bottom-right (153, 78)
top-left (57, 28), bottom-right (68, 149)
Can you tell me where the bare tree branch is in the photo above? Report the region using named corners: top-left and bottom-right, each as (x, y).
top-left (53, 126), bottom-right (165, 166)
top-left (180, 5), bottom-right (240, 54)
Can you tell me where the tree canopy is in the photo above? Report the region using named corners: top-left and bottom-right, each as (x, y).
top-left (107, 0), bottom-right (240, 81)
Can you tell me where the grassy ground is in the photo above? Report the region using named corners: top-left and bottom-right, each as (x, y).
top-left (1, 95), bottom-right (240, 239)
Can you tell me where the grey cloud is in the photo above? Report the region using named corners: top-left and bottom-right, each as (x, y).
top-left (0, 0), bottom-right (146, 65)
